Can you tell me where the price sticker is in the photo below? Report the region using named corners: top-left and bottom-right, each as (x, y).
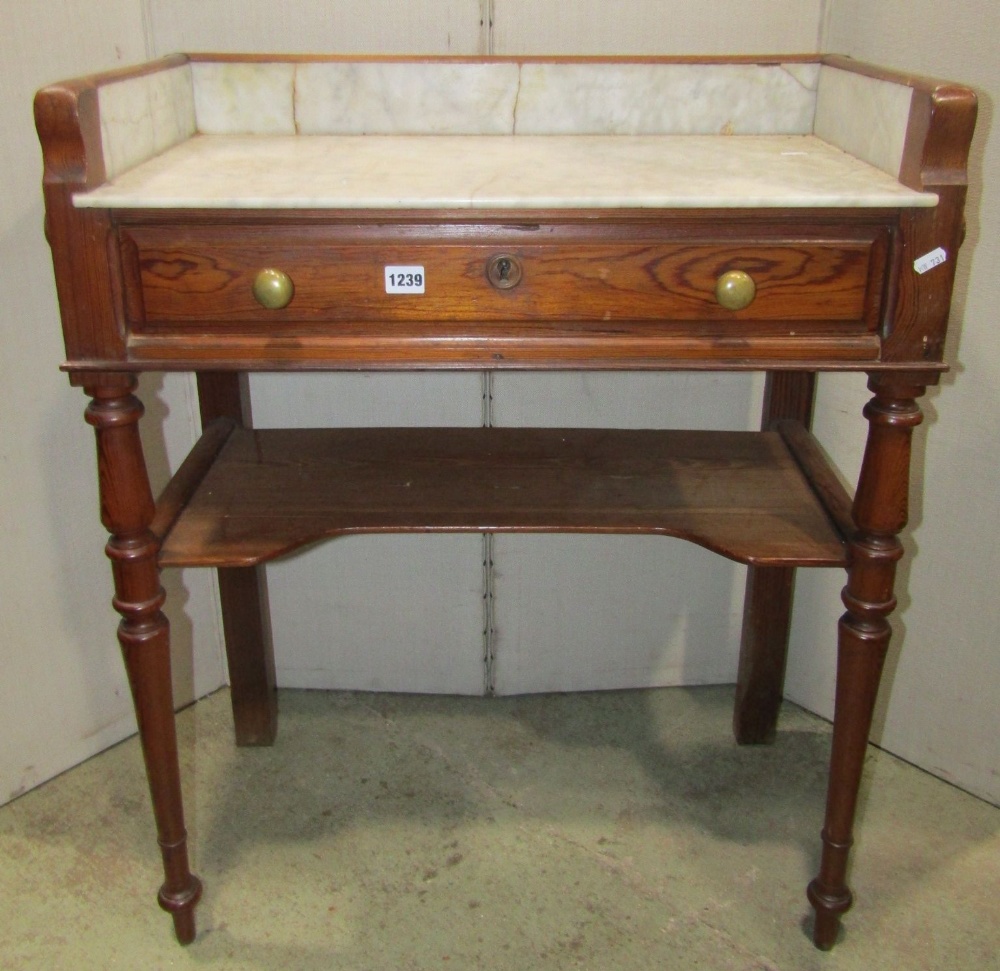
top-left (913, 247), bottom-right (947, 275)
top-left (385, 266), bottom-right (425, 294)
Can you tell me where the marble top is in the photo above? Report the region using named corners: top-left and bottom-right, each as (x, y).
top-left (75, 133), bottom-right (935, 210)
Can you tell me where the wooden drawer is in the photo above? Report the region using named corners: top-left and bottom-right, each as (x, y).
top-left (121, 223), bottom-right (887, 337)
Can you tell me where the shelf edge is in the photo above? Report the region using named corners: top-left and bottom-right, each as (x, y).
top-left (151, 417), bottom-right (237, 545)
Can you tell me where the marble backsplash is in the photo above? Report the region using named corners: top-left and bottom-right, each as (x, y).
top-left (92, 58), bottom-right (915, 183)
top-left (814, 66), bottom-right (913, 178)
top-left (294, 61), bottom-right (522, 135)
top-left (97, 63), bottom-right (195, 180)
top-left (191, 60), bottom-right (820, 137)
top-left (514, 62), bottom-right (819, 135)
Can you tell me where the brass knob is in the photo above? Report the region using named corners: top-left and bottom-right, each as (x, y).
top-left (486, 254), bottom-right (523, 290)
top-left (252, 268), bottom-right (294, 309)
top-left (714, 270), bottom-right (756, 311)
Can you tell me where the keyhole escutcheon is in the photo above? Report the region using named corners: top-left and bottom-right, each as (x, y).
top-left (486, 254), bottom-right (523, 289)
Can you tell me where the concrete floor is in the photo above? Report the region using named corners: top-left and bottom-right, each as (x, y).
top-left (1, 686), bottom-right (997, 970)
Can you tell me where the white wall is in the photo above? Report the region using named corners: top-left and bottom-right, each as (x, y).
top-left (145, 0), bottom-right (489, 54)
top-left (490, 0), bottom-right (825, 54)
top-left (4, 0), bottom-right (996, 808)
top-left (0, 1), bottom-right (225, 805)
top-left (784, 0), bottom-right (1000, 804)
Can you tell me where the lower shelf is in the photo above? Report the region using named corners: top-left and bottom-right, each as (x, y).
top-left (155, 423), bottom-right (851, 569)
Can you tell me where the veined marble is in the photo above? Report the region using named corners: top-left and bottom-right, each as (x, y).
top-left (192, 61), bottom-right (296, 135)
top-left (89, 59), bottom-right (926, 198)
top-left (514, 63), bottom-right (819, 135)
top-left (97, 64), bottom-right (195, 180)
top-left (295, 62), bottom-right (521, 134)
top-left (75, 134), bottom-right (935, 210)
top-left (184, 59), bottom-right (821, 137)
top-left (814, 66), bottom-right (913, 178)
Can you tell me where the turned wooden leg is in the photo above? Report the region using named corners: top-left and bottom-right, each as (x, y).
top-left (85, 376), bottom-right (203, 943)
top-left (197, 372), bottom-right (277, 746)
top-left (734, 371), bottom-right (816, 743)
top-left (807, 374), bottom-right (924, 949)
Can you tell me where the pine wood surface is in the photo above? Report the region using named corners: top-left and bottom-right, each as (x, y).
top-left (127, 231), bottom-right (879, 325)
top-left (157, 425), bottom-right (848, 568)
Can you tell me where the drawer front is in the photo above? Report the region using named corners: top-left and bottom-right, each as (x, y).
top-left (122, 225), bottom-right (885, 335)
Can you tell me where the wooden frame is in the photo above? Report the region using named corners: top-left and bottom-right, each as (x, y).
top-left (34, 54), bottom-right (976, 950)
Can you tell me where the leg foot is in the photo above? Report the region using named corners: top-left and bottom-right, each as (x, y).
top-left (810, 906), bottom-right (842, 951)
top-left (160, 875), bottom-right (203, 944)
top-left (807, 872), bottom-right (852, 949)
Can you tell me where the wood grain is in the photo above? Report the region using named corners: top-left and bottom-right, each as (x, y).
top-left (34, 53), bottom-right (977, 950)
top-left (157, 426), bottom-right (848, 569)
top-left (129, 234), bottom-right (877, 326)
top-left (110, 215), bottom-right (891, 369)
top-left (734, 370), bottom-right (817, 745)
top-left (195, 373), bottom-right (278, 748)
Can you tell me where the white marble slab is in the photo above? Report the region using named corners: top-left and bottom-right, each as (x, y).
top-left (91, 59), bottom-right (924, 199)
top-left (295, 61), bottom-right (521, 134)
top-left (192, 61), bottom-right (296, 135)
top-left (184, 60), bottom-right (821, 137)
top-left (75, 133), bottom-right (935, 210)
top-left (97, 64), bottom-right (195, 180)
top-left (814, 65), bottom-right (913, 178)
top-left (514, 62), bottom-right (819, 135)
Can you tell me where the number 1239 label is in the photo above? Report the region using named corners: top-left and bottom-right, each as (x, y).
top-left (385, 265), bottom-right (425, 294)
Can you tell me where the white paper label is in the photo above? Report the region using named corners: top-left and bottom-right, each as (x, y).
top-left (385, 266), bottom-right (425, 293)
top-left (914, 247), bottom-right (947, 275)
